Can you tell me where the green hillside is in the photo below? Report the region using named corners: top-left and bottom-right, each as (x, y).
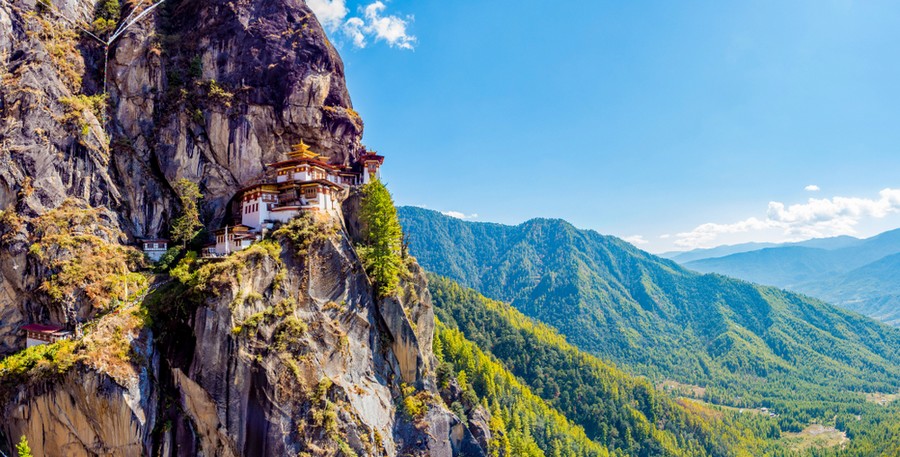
top-left (398, 207), bottom-right (900, 416)
top-left (430, 275), bottom-right (900, 457)
top-left (432, 275), bottom-right (777, 457)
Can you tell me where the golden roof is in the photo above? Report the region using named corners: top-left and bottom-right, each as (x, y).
top-left (288, 141), bottom-right (328, 160)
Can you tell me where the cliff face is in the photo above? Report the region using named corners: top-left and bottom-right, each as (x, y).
top-left (142, 220), bottom-right (483, 456)
top-left (3, 367), bottom-right (157, 457)
top-left (0, 0), bottom-right (482, 455)
top-left (108, 0), bottom-right (365, 236)
top-left (1, 0), bottom-right (361, 237)
top-left (0, 0), bottom-right (363, 354)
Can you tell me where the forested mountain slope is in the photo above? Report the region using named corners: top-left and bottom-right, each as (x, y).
top-left (430, 275), bottom-right (900, 457)
top-left (431, 275), bottom-right (778, 457)
top-left (398, 207), bottom-right (900, 409)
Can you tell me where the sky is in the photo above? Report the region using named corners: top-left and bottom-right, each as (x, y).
top-left (308, 0), bottom-right (900, 253)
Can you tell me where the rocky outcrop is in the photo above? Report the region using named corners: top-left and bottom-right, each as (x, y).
top-left (2, 368), bottom-right (156, 457)
top-left (144, 220), bottom-right (484, 456)
top-left (107, 0), bottom-right (365, 236)
top-left (0, 0), bottom-right (483, 455)
top-left (2, 333), bottom-right (158, 457)
top-left (0, 0), bottom-right (366, 340)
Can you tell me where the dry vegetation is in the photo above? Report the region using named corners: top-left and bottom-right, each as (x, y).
top-left (29, 200), bottom-right (147, 312)
top-left (779, 424), bottom-right (849, 452)
top-left (25, 8), bottom-right (85, 91)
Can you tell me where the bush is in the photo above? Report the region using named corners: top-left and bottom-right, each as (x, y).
top-left (273, 213), bottom-right (336, 256)
top-left (16, 435), bottom-right (33, 457)
top-left (401, 383), bottom-right (431, 419)
top-left (0, 340), bottom-right (78, 391)
top-left (154, 246), bottom-right (184, 272)
top-left (29, 201), bottom-right (147, 311)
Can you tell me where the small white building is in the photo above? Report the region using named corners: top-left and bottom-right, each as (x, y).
top-left (141, 238), bottom-right (169, 262)
top-left (360, 152), bottom-right (384, 184)
top-left (213, 225), bottom-right (259, 256)
top-left (22, 324), bottom-right (72, 348)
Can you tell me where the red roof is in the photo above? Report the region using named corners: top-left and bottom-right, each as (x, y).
top-left (360, 152), bottom-right (385, 164)
top-left (22, 324), bottom-right (66, 334)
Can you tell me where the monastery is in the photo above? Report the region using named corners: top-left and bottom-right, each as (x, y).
top-left (206, 142), bottom-right (384, 257)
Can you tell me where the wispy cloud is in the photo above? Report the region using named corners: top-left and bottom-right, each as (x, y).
top-left (442, 211), bottom-right (479, 220)
top-left (675, 188), bottom-right (900, 248)
top-left (623, 235), bottom-right (649, 245)
top-left (308, 0), bottom-right (416, 50)
top-left (306, 0), bottom-right (348, 30)
top-left (805, 184), bottom-right (821, 192)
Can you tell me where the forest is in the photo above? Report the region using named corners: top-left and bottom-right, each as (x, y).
top-left (429, 274), bottom-right (900, 456)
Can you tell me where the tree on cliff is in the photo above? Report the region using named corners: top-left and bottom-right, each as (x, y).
top-left (16, 435), bottom-right (33, 457)
top-left (171, 178), bottom-right (204, 247)
top-left (359, 180), bottom-right (403, 298)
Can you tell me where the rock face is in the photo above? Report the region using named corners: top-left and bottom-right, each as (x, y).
top-left (148, 227), bottom-right (480, 456)
top-left (0, 1), bottom-right (484, 455)
top-left (108, 0), bottom-right (365, 236)
top-left (3, 369), bottom-right (154, 456)
top-left (0, 0), bottom-right (362, 354)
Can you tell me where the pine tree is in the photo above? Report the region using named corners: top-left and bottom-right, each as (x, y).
top-left (358, 179), bottom-right (403, 297)
top-left (170, 178), bottom-right (204, 247)
top-left (16, 435), bottom-right (32, 457)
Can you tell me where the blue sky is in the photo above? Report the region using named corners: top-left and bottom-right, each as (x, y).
top-left (309, 0), bottom-right (900, 252)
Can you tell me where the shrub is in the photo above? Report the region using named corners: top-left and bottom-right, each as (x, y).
top-left (0, 340), bottom-right (78, 392)
top-left (59, 94), bottom-right (108, 135)
top-left (400, 383), bottom-right (431, 419)
top-left (16, 435), bottom-right (33, 457)
top-left (154, 246), bottom-right (184, 272)
top-left (29, 201), bottom-right (147, 311)
top-left (189, 56), bottom-right (203, 79)
top-left (201, 80), bottom-right (233, 107)
top-left (273, 213), bottom-right (336, 256)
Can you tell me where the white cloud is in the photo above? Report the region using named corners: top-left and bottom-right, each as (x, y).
top-left (442, 211), bottom-right (479, 220)
top-left (308, 0), bottom-right (416, 50)
top-left (343, 17), bottom-right (367, 48)
top-left (675, 188), bottom-right (900, 249)
top-left (623, 235), bottom-right (649, 246)
top-left (659, 234), bottom-right (672, 239)
top-left (805, 185), bottom-right (821, 192)
top-left (361, 2), bottom-right (416, 49)
top-left (307, 0), bottom-right (348, 30)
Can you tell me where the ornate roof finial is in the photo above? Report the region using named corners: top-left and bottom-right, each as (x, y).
top-left (289, 140), bottom-right (324, 160)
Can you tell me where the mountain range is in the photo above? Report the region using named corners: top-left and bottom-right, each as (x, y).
top-left (397, 207), bottom-right (900, 406)
top-left (674, 229), bottom-right (900, 325)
